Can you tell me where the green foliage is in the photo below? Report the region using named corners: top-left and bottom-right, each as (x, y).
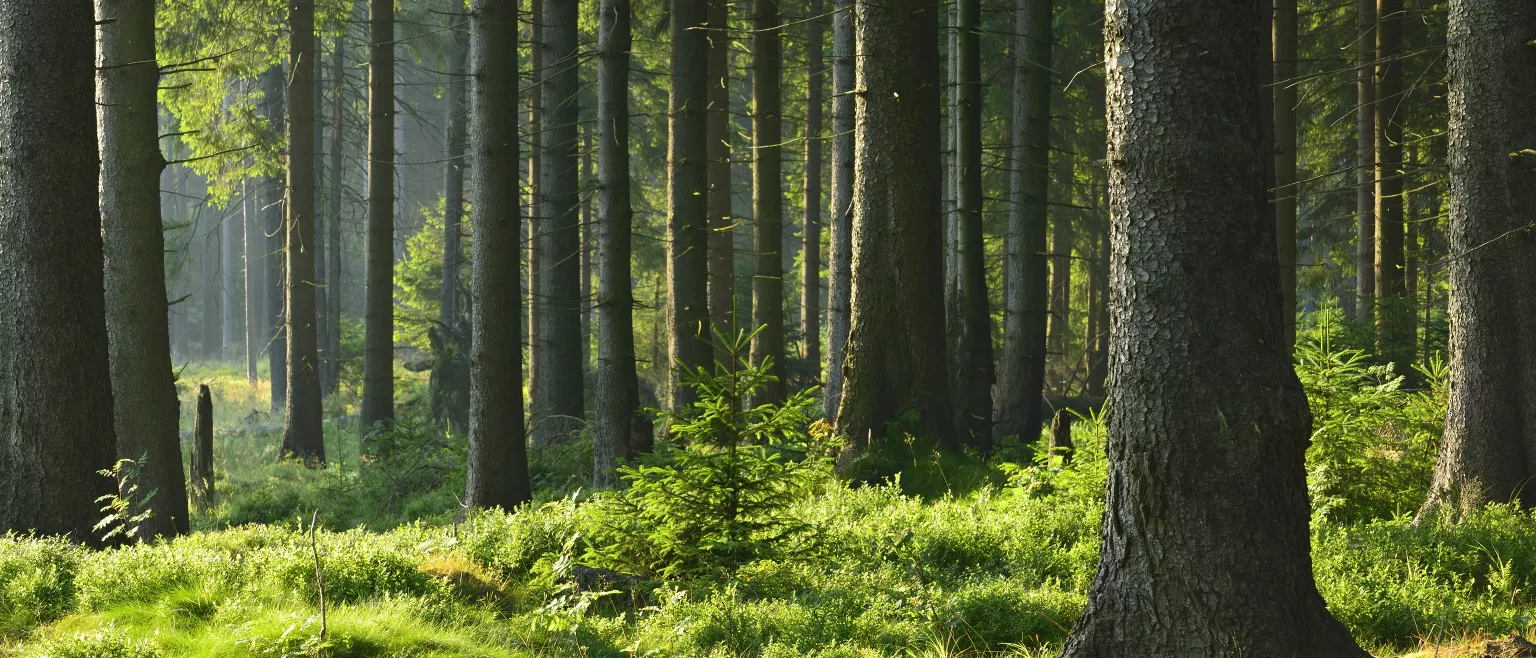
top-left (0, 534), bottom-right (80, 638)
top-left (590, 329), bottom-right (832, 578)
top-left (23, 626), bottom-right (162, 658)
top-left (94, 457), bottom-right (157, 545)
top-left (393, 199), bottom-right (472, 353)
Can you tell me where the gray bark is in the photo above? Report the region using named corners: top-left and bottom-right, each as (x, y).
top-left (1059, 1), bottom-right (1367, 653)
top-left (667, 0), bottom-right (712, 410)
top-left (465, 0), bottom-right (531, 510)
top-left (280, 0), bottom-right (325, 464)
top-left (245, 177), bottom-right (262, 381)
top-left (261, 66), bottom-right (288, 415)
top-left (325, 35), bottom-right (346, 397)
top-left (362, 0), bottom-right (396, 430)
top-left (203, 226), bottom-right (220, 358)
top-left (749, 0), bottom-right (787, 404)
top-left (822, 0), bottom-right (853, 420)
top-left (946, 0), bottom-right (992, 450)
top-left (801, 0), bottom-right (824, 387)
top-left (0, 0), bottom-right (118, 546)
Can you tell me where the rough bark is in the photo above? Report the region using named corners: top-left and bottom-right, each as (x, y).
top-left (801, 0), bottom-right (824, 383)
top-left (707, 0), bottom-right (735, 359)
top-left (823, 0), bottom-right (853, 420)
top-left (262, 66), bottom-right (288, 415)
top-left (593, 0), bottom-right (644, 486)
top-left (465, 0), bottom-right (531, 511)
top-left (1059, 1), bottom-right (1368, 654)
top-left (945, 0), bottom-right (992, 450)
top-left (0, 0), bottom-right (118, 546)
top-left (326, 35), bottom-right (346, 397)
top-left (1356, 0), bottom-right (1376, 323)
top-left (667, 0), bottom-right (712, 410)
top-left (191, 385), bottom-right (214, 508)
top-left (435, 10), bottom-right (471, 433)
top-left (362, 0), bottom-right (396, 431)
top-left (833, 0), bottom-right (952, 473)
top-left (749, 0), bottom-right (787, 404)
top-left (96, 0), bottom-right (190, 537)
top-left (1418, 0), bottom-right (1536, 519)
top-left (281, 0), bottom-right (325, 465)
top-left (532, 0), bottom-right (583, 445)
top-left (996, 0), bottom-right (1049, 444)
top-left (1374, 0), bottom-right (1411, 375)
top-left (1275, 0), bottom-right (1298, 348)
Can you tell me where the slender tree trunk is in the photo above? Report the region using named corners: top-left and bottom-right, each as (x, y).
top-left (1418, 0), bottom-right (1536, 519)
top-left (996, 0), bottom-right (1050, 444)
top-left (527, 0), bottom-right (543, 427)
top-left (1275, 0), bottom-right (1298, 348)
top-left (533, 0), bottom-right (584, 444)
top-left (281, 0), bottom-right (325, 464)
top-left (1059, 2), bottom-right (1369, 653)
top-left (96, 0), bottom-right (189, 538)
top-left (749, 0), bottom-right (787, 404)
top-left (580, 127), bottom-right (593, 381)
top-left (707, 0), bottom-right (735, 359)
top-left (834, 0), bottom-right (952, 472)
top-left (465, 0), bottom-right (531, 510)
top-left (801, 0), bottom-right (824, 382)
top-left (1374, 0), bottom-right (1410, 376)
top-left (203, 228), bottom-right (220, 359)
top-left (435, 9), bottom-right (471, 433)
top-left (362, 0), bottom-right (396, 430)
top-left (263, 66), bottom-right (288, 415)
top-left (246, 176), bottom-right (263, 381)
top-left (222, 199), bottom-right (238, 348)
top-left (594, 0), bottom-right (644, 486)
top-left (667, 0), bottom-right (711, 410)
top-left (314, 59), bottom-right (329, 398)
top-left (945, 0), bottom-right (992, 450)
top-left (0, 0), bottom-right (118, 546)
top-left (1405, 143), bottom-right (1418, 308)
top-left (1087, 213), bottom-right (1109, 398)
top-left (326, 35), bottom-right (346, 397)
top-left (1355, 0), bottom-right (1376, 323)
top-left (823, 0), bottom-right (854, 420)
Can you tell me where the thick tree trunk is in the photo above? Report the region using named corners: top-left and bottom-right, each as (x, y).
top-left (0, 0), bottom-right (118, 546)
top-left (707, 0), bottom-right (734, 360)
top-left (1374, 0), bottom-right (1411, 375)
top-left (834, 0), bottom-right (952, 472)
top-left (749, 0), bottom-right (787, 404)
top-left (96, 0), bottom-right (190, 538)
top-left (801, 0), bottom-right (824, 383)
top-left (1059, 1), bottom-right (1368, 654)
top-left (1418, 0), bottom-right (1536, 519)
top-left (326, 35), bottom-right (346, 397)
top-left (281, 0), bottom-right (325, 464)
top-left (946, 0), bottom-right (992, 450)
top-left (667, 0), bottom-right (712, 410)
top-left (593, 0), bottom-right (644, 486)
top-left (532, 0), bottom-right (583, 445)
top-left (1356, 0), bottom-right (1375, 324)
top-left (262, 66), bottom-right (288, 415)
top-left (1275, 0), bottom-right (1298, 349)
top-left (823, 0), bottom-right (853, 420)
top-left (465, 0), bottom-right (531, 511)
top-left (996, 0), bottom-right (1050, 444)
top-left (362, 0), bottom-right (396, 431)
top-left (435, 11), bottom-right (470, 433)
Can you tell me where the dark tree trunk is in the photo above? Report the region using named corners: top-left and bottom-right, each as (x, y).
top-left (1087, 215), bottom-right (1108, 398)
top-left (465, 0), bottom-right (531, 510)
top-left (749, 0), bottom-right (787, 404)
top-left (1418, 0), bottom-right (1536, 519)
top-left (435, 10), bottom-right (470, 433)
top-left (527, 0), bottom-right (542, 428)
top-left (823, 0), bottom-right (853, 420)
top-left (533, 0), bottom-right (583, 445)
top-left (281, 0), bottom-right (325, 465)
top-left (191, 385), bottom-right (214, 508)
top-left (362, 0), bottom-right (396, 431)
top-left (0, 0), bottom-right (118, 546)
top-left (96, 0), bottom-right (189, 538)
top-left (326, 34), bottom-right (346, 397)
top-left (667, 0), bottom-right (711, 410)
top-left (833, 0), bottom-right (952, 472)
top-left (262, 66), bottom-right (288, 416)
top-left (801, 0), bottom-right (824, 383)
top-left (1048, 408), bottom-right (1072, 463)
top-left (945, 0), bottom-right (992, 450)
top-left (580, 128), bottom-right (593, 382)
top-left (1059, 1), bottom-right (1367, 654)
top-left (1275, 0), bottom-right (1298, 348)
top-left (707, 0), bottom-right (734, 359)
top-left (594, 0), bottom-right (645, 486)
top-left (1374, 0), bottom-right (1411, 376)
top-left (1047, 144), bottom-right (1073, 385)
top-left (996, 0), bottom-right (1049, 444)
top-left (1355, 0), bottom-right (1375, 323)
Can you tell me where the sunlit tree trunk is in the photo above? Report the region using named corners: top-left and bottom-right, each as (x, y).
top-left (667, 0), bottom-right (711, 410)
top-left (823, 0), bottom-right (854, 419)
top-left (1355, 0), bottom-right (1375, 324)
top-left (750, 0), bottom-right (787, 404)
top-left (281, 0), bottom-right (325, 464)
top-left (801, 0), bottom-right (825, 383)
top-left (262, 65), bottom-right (288, 415)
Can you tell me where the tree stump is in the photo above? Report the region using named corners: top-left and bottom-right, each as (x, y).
top-left (1049, 409), bottom-right (1074, 464)
top-left (1486, 634), bottom-right (1536, 658)
top-left (191, 384), bottom-right (214, 508)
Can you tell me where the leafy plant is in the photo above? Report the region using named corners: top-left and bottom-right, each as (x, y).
top-left (95, 457), bottom-right (157, 544)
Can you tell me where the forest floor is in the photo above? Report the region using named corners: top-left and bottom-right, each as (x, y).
top-left (4, 356), bottom-right (1536, 657)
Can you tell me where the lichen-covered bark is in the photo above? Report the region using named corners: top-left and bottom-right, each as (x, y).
top-left (281, 0), bottom-right (325, 464)
top-left (822, 0), bottom-right (854, 420)
top-left (361, 0), bottom-right (396, 430)
top-left (834, 0), bottom-right (952, 471)
top-left (1059, 2), bottom-right (1366, 654)
top-left (667, 0), bottom-right (711, 411)
top-left (1418, 0), bottom-right (1536, 518)
top-left (464, 0), bottom-right (530, 510)
top-left (96, 0), bottom-right (190, 538)
top-left (0, 0), bottom-right (118, 546)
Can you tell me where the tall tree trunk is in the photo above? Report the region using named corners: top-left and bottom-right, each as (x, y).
top-left (246, 176), bottom-right (263, 381)
top-left (281, 0), bottom-right (325, 464)
top-left (1060, 2), bottom-right (1369, 653)
top-left (203, 228), bottom-right (220, 358)
top-left (527, 0), bottom-right (542, 427)
top-left (594, 0), bottom-right (644, 486)
top-left (749, 0), bottom-right (786, 404)
top-left (96, 0), bottom-right (189, 538)
top-left (946, 0), bottom-right (992, 450)
top-left (1418, 0), bottom-right (1536, 519)
top-left (0, 0), bottom-right (118, 546)
top-left (465, 0), bottom-right (531, 510)
top-left (326, 34), bottom-right (346, 397)
top-left (435, 7), bottom-right (470, 433)
top-left (580, 127), bottom-right (593, 382)
top-left (315, 59), bottom-right (329, 398)
top-left (834, 0), bottom-right (952, 472)
top-left (707, 0), bottom-right (734, 359)
top-left (1087, 214), bottom-right (1109, 398)
top-left (263, 66), bottom-right (288, 415)
top-left (533, 0), bottom-right (584, 444)
top-left (1275, 0), bottom-right (1298, 349)
top-left (996, 0), bottom-right (1050, 444)
top-left (801, 0), bottom-right (824, 383)
top-left (362, 0), bottom-right (396, 430)
top-left (222, 200), bottom-right (238, 348)
top-left (1374, 0), bottom-right (1410, 376)
top-left (1355, 0), bottom-right (1376, 324)
top-left (667, 0), bottom-right (711, 410)
top-left (823, 0), bottom-right (853, 420)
